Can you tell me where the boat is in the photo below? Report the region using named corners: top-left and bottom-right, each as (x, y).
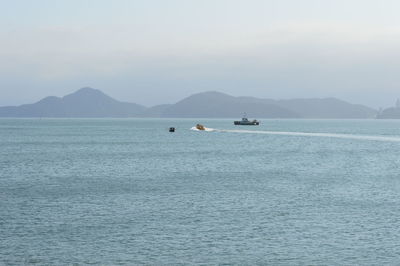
top-left (234, 114), bottom-right (260, 125)
top-left (196, 124), bottom-right (206, 130)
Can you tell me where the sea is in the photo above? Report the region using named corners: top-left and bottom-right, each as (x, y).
top-left (1, 118), bottom-right (400, 265)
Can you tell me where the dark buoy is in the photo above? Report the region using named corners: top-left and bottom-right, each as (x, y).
top-left (169, 127), bottom-right (175, 132)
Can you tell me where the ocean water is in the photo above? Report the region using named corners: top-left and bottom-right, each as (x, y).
top-left (1, 118), bottom-right (400, 265)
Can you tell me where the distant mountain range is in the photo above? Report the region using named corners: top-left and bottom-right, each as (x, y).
top-left (0, 87), bottom-right (379, 118)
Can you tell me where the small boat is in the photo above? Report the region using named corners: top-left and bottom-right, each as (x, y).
top-left (169, 127), bottom-right (175, 132)
top-left (196, 124), bottom-right (206, 130)
top-left (234, 114), bottom-right (260, 125)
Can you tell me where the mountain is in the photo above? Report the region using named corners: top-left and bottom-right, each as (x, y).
top-left (0, 87), bottom-right (146, 117)
top-left (376, 100), bottom-right (400, 118)
top-left (160, 91), bottom-right (299, 118)
top-left (157, 91), bottom-right (376, 118)
top-left (275, 98), bottom-right (376, 119)
top-left (377, 107), bottom-right (400, 118)
top-left (0, 88), bottom-right (377, 118)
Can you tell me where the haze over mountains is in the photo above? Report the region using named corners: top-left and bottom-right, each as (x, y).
top-left (0, 87), bottom-right (380, 118)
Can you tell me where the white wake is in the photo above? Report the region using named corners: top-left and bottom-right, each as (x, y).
top-left (192, 127), bottom-right (400, 142)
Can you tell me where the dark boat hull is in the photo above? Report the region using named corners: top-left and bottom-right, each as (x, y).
top-left (234, 121), bottom-right (260, 125)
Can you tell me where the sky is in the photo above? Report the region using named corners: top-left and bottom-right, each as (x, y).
top-left (1, 0), bottom-right (400, 108)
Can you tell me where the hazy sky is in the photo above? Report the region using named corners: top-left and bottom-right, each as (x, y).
top-left (1, 0), bottom-right (400, 108)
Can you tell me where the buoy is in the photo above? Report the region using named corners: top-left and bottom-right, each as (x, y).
top-left (169, 127), bottom-right (175, 132)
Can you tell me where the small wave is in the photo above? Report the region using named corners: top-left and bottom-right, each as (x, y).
top-left (212, 129), bottom-right (400, 142)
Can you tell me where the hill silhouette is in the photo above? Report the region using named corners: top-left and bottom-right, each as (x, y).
top-left (161, 91), bottom-right (299, 118)
top-left (376, 99), bottom-right (400, 119)
top-left (0, 87), bottom-right (145, 117)
top-left (158, 91), bottom-right (376, 118)
top-left (0, 88), bottom-right (377, 118)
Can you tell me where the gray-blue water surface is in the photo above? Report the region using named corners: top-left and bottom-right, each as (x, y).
top-left (1, 118), bottom-right (400, 265)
